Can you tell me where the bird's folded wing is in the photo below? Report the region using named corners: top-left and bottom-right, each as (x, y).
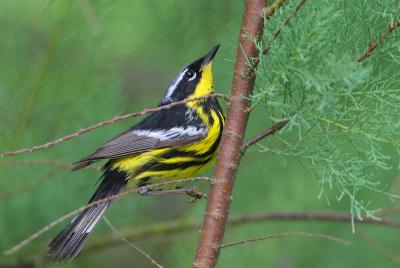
top-left (72, 127), bottom-right (207, 171)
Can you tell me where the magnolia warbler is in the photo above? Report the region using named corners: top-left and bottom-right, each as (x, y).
top-left (48, 45), bottom-right (224, 260)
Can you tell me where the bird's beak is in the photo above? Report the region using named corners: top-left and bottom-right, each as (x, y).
top-left (201, 44), bottom-right (220, 69)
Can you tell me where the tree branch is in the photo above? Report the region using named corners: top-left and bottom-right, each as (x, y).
top-left (0, 261), bottom-right (34, 268)
top-left (219, 231), bottom-right (350, 248)
top-left (83, 210), bottom-right (400, 254)
top-left (0, 170), bottom-right (57, 203)
top-left (103, 217), bottom-right (165, 268)
top-left (273, 0), bottom-right (306, 36)
top-left (263, 0), bottom-right (307, 55)
top-left (264, 0), bottom-right (287, 17)
top-left (357, 18), bottom-right (399, 62)
top-left (241, 119), bottom-right (289, 153)
top-left (357, 229), bottom-right (400, 263)
top-left (0, 159), bottom-right (99, 170)
top-left (0, 93), bottom-right (229, 158)
top-left (192, 1), bottom-right (272, 267)
top-left (79, 0), bottom-right (102, 35)
top-left (3, 177), bottom-right (211, 256)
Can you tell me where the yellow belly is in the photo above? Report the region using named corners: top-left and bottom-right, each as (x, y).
top-left (111, 109), bottom-right (223, 187)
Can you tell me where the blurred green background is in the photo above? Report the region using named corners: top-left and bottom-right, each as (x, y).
top-left (0, 1), bottom-right (399, 267)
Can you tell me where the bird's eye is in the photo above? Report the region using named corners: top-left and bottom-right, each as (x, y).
top-left (184, 69), bottom-right (196, 81)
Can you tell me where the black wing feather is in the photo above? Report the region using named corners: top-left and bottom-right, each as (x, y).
top-left (72, 123), bottom-right (206, 171)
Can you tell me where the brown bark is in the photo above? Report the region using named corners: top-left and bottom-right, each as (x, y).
top-left (241, 120), bottom-right (289, 153)
top-left (193, 1), bottom-right (266, 267)
top-left (357, 19), bottom-right (399, 62)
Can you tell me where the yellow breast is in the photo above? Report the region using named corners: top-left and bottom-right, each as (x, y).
top-left (111, 108), bottom-right (223, 184)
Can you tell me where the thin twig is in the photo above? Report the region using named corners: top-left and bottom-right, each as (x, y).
top-left (241, 119), bottom-right (289, 153)
top-left (263, 0), bottom-right (307, 55)
top-left (219, 231), bottom-right (350, 248)
top-left (0, 170), bottom-right (57, 203)
top-left (264, 0), bottom-right (287, 17)
top-left (103, 217), bottom-right (165, 268)
top-left (357, 229), bottom-right (400, 263)
top-left (275, 0), bottom-right (307, 36)
top-left (376, 208), bottom-right (400, 217)
top-left (0, 159), bottom-right (99, 170)
top-left (3, 177), bottom-right (211, 256)
top-left (283, 0), bottom-right (306, 26)
top-left (357, 18), bottom-right (399, 62)
top-left (79, 0), bottom-right (102, 34)
top-left (226, 211), bottom-right (400, 228)
top-left (31, 0), bottom-right (54, 24)
top-left (0, 94), bottom-right (229, 158)
top-left (0, 261), bottom-right (35, 268)
top-left (84, 210), bottom-right (400, 254)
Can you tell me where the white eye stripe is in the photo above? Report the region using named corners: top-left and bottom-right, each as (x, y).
top-left (163, 68), bottom-right (188, 101)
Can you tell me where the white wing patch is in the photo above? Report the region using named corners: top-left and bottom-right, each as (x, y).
top-left (133, 126), bottom-right (206, 141)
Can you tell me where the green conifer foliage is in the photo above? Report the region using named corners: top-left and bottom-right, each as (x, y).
top-left (253, 0), bottom-right (400, 223)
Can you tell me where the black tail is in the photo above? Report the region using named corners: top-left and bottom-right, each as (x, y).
top-left (48, 168), bottom-right (127, 261)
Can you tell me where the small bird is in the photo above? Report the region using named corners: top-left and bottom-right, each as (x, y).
top-left (48, 45), bottom-right (224, 261)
